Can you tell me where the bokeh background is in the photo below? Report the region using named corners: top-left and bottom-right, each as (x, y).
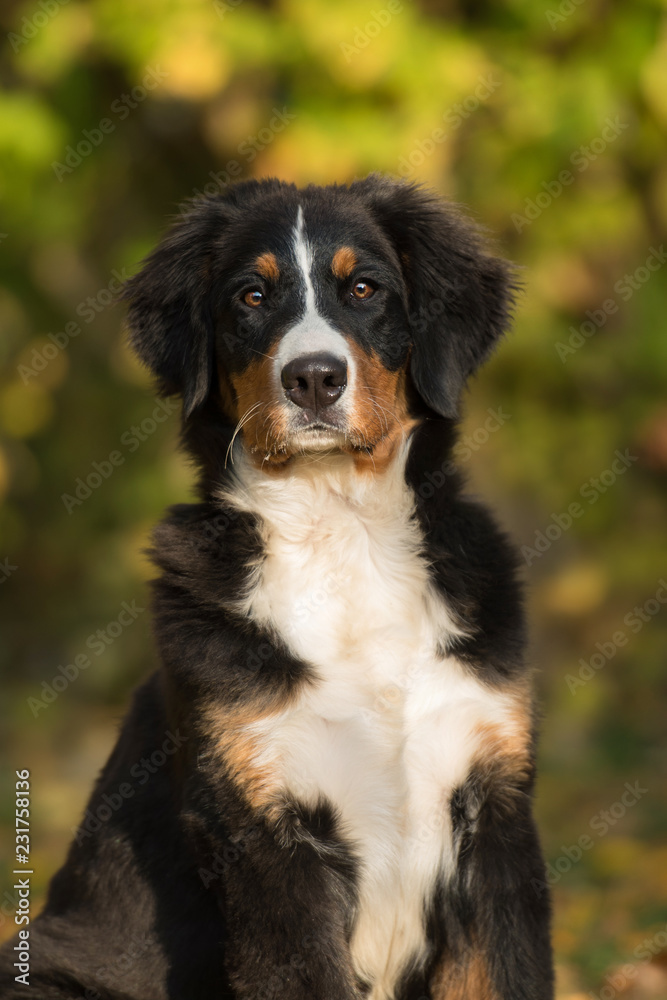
top-left (1, 1), bottom-right (667, 996)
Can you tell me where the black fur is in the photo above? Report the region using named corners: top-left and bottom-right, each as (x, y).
top-left (350, 177), bottom-right (517, 419)
top-left (0, 176), bottom-right (552, 1000)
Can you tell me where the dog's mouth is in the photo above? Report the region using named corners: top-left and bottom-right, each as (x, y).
top-left (236, 399), bottom-right (412, 468)
top-left (286, 423), bottom-right (349, 453)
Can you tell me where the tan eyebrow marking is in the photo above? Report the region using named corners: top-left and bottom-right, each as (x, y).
top-left (331, 246), bottom-right (358, 279)
top-left (255, 252), bottom-right (280, 282)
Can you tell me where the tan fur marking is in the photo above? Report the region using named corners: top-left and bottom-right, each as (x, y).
top-left (205, 703), bottom-right (283, 812)
top-left (331, 246), bottom-right (358, 280)
top-left (345, 341), bottom-right (419, 472)
top-left (472, 703), bottom-right (534, 810)
top-left (227, 342), bottom-right (291, 465)
top-left (432, 947), bottom-right (498, 1000)
top-left (255, 251), bottom-right (280, 282)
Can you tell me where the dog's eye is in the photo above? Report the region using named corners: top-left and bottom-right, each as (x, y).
top-left (351, 281), bottom-right (375, 301)
top-left (243, 289), bottom-right (264, 307)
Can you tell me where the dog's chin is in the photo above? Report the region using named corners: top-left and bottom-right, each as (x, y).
top-left (287, 425), bottom-right (349, 453)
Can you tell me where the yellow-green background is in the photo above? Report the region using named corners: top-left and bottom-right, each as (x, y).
top-left (1, 1), bottom-right (667, 997)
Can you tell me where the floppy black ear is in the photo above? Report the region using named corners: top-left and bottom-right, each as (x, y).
top-left (352, 176), bottom-right (517, 419)
top-left (123, 198), bottom-right (230, 417)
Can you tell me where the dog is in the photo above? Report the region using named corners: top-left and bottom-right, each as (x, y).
top-left (0, 175), bottom-right (553, 999)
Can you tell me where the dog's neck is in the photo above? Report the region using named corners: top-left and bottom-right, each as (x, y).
top-left (183, 401), bottom-right (461, 521)
top-left (220, 438), bottom-right (415, 520)
top-left (216, 434), bottom-right (465, 660)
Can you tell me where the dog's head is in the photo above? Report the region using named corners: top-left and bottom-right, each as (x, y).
top-left (125, 175), bottom-right (516, 469)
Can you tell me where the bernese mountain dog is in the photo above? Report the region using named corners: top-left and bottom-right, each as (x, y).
top-left (1, 176), bottom-right (553, 1000)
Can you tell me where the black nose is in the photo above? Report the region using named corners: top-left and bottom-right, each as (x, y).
top-left (281, 353), bottom-right (347, 412)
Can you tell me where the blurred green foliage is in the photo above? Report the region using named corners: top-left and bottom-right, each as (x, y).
top-left (1, 0), bottom-right (667, 995)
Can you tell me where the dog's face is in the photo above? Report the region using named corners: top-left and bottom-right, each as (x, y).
top-left (125, 176), bottom-right (515, 469)
top-left (212, 196), bottom-right (414, 466)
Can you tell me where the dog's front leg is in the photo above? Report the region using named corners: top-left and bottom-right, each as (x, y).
top-left (181, 765), bottom-right (362, 1000)
top-left (431, 771), bottom-right (554, 1000)
top-left (223, 826), bottom-right (361, 999)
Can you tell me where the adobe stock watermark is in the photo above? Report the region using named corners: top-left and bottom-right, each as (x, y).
top-left (222, 570), bottom-right (350, 679)
top-left (0, 888), bottom-right (21, 934)
top-left (359, 636), bottom-right (435, 729)
top-left (415, 407), bottom-right (511, 500)
top-left (0, 558), bottom-right (18, 585)
top-left (8, 0), bottom-right (70, 53)
top-left (246, 933), bottom-right (330, 1000)
top-left (51, 66), bottom-right (169, 181)
top-left (18, 268), bottom-right (128, 384)
top-left (340, 0), bottom-right (405, 63)
top-left (82, 933), bottom-right (154, 1000)
top-left (590, 923), bottom-right (667, 1000)
top-left (398, 74), bottom-right (501, 177)
top-left (71, 730), bottom-right (187, 845)
top-left (187, 506), bottom-right (242, 558)
top-left (556, 246), bottom-right (667, 362)
top-left (176, 107), bottom-right (296, 212)
top-left (531, 780), bottom-right (648, 897)
top-left (286, 571), bottom-right (352, 640)
top-left (521, 449), bottom-right (637, 565)
top-left (202, 570), bottom-right (351, 692)
top-left (212, 0), bottom-right (243, 18)
top-left (27, 600), bottom-right (145, 716)
top-left (61, 396), bottom-right (179, 514)
top-left (545, 0), bottom-right (586, 30)
top-left (512, 116), bottom-right (629, 232)
top-left (566, 579), bottom-right (667, 694)
top-left (198, 826), bottom-right (260, 888)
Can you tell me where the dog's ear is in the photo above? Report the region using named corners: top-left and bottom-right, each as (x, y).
top-left (352, 176), bottom-right (518, 419)
top-left (123, 198), bottom-right (231, 418)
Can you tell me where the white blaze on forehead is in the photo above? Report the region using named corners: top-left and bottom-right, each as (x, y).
top-left (274, 205), bottom-right (354, 383)
top-left (292, 205), bottom-right (316, 315)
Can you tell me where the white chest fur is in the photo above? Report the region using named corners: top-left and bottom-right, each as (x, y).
top-left (224, 450), bottom-right (519, 1000)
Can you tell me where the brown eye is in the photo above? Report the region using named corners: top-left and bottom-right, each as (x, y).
top-left (352, 281), bottom-right (375, 300)
top-left (243, 289), bottom-right (264, 307)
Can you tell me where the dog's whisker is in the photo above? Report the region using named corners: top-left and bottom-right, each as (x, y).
top-left (357, 390), bottom-right (393, 435)
top-left (225, 401), bottom-right (263, 469)
top-left (368, 399), bottom-right (391, 435)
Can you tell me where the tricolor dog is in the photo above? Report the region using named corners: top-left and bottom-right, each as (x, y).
top-left (0, 176), bottom-right (553, 999)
